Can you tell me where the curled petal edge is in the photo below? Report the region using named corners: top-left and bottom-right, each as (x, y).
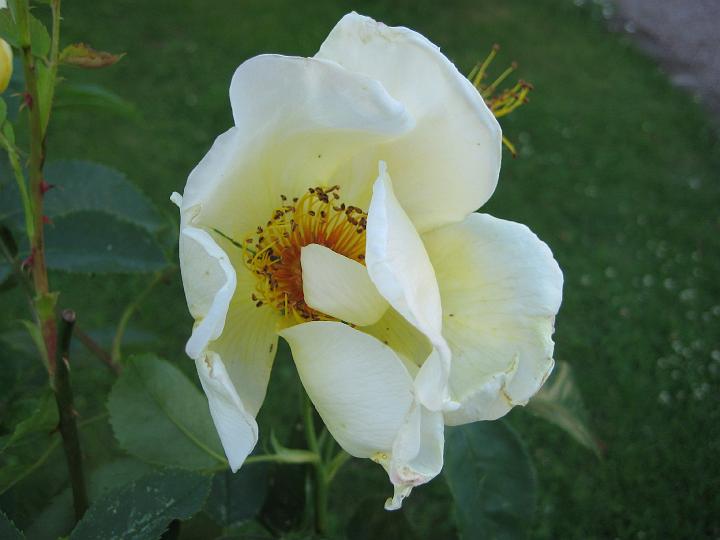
top-left (180, 226), bottom-right (237, 360)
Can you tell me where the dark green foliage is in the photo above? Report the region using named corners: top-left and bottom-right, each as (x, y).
top-left (346, 499), bottom-right (415, 540)
top-left (445, 422), bottom-right (537, 540)
top-left (526, 361), bottom-right (600, 456)
top-left (204, 465), bottom-right (269, 528)
top-left (0, 509), bottom-right (24, 540)
top-left (43, 161), bottom-right (164, 233)
top-left (107, 354), bottom-right (226, 471)
top-left (69, 469), bottom-right (211, 540)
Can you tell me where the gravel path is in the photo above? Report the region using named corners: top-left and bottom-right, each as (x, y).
top-left (613, 0), bottom-right (720, 120)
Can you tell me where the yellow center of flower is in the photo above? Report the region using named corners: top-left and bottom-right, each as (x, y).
top-left (242, 186), bottom-right (367, 323)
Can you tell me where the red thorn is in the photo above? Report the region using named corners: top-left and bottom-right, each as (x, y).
top-left (40, 180), bottom-right (55, 194)
top-left (42, 215), bottom-right (53, 225)
top-left (20, 92), bottom-right (33, 111)
top-left (21, 250), bottom-right (35, 271)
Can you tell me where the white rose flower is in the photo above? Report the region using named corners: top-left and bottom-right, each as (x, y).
top-left (173, 12), bottom-right (563, 509)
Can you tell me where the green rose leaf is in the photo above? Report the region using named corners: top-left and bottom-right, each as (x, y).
top-left (26, 458), bottom-right (156, 540)
top-left (526, 361), bottom-right (602, 456)
top-left (0, 509), bottom-right (24, 540)
top-left (43, 160), bottom-right (164, 232)
top-left (0, 389), bottom-right (57, 454)
top-left (70, 469), bottom-right (211, 540)
top-left (444, 421), bottom-right (537, 540)
top-left (29, 14), bottom-right (50, 57)
top-left (44, 212), bottom-right (168, 274)
top-left (0, 10), bottom-right (51, 58)
top-left (0, 383), bottom-right (64, 498)
top-left (346, 498), bottom-right (417, 540)
top-left (0, 160), bottom-right (169, 274)
top-left (0, 9), bottom-right (17, 47)
top-left (204, 465), bottom-right (269, 528)
top-left (54, 83), bottom-right (139, 119)
top-left (108, 354), bottom-right (227, 471)
top-left (0, 422), bottom-right (59, 495)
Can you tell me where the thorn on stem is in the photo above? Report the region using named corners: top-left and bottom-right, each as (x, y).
top-left (40, 180), bottom-right (56, 194)
top-left (21, 250), bottom-right (35, 271)
top-left (20, 92), bottom-right (33, 111)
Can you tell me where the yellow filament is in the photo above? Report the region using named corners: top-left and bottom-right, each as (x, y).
top-left (238, 186), bottom-right (367, 323)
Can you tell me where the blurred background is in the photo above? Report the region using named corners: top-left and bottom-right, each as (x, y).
top-left (4, 0), bottom-right (719, 537)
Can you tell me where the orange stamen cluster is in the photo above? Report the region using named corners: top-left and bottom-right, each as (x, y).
top-left (241, 185), bottom-right (368, 323)
top-left (469, 44), bottom-right (533, 157)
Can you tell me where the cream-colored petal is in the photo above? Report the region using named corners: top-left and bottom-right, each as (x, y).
top-left (281, 321), bottom-right (444, 509)
top-left (178, 54), bottom-right (413, 245)
top-left (195, 352), bottom-right (257, 471)
top-left (210, 265), bottom-right (279, 417)
top-left (280, 321), bottom-right (414, 458)
top-left (362, 307), bottom-right (432, 377)
top-left (179, 226), bottom-right (279, 463)
top-left (366, 163), bottom-right (454, 412)
top-left (180, 226), bottom-right (236, 360)
top-left (317, 12), bottom-right (501, 232)
top-left (301, 243), bottom-right (388, 326)
top-left (421, 213), bottom-right (563, 425)
top-left (383, 403), bottom-right (444, 510)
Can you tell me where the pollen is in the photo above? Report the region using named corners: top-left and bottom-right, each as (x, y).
top-left (469, 44), bottom-right (533, 157)
top-left (241, 185), bottom-right (367, 323)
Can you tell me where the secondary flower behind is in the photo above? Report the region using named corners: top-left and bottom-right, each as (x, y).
top-left (0, 0), bottom-right (12, 93)
top-left (172, 12), bottom-right (563, 509)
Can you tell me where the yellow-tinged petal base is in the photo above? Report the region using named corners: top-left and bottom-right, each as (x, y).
top-left (230, 185), bottom-right (369, 325)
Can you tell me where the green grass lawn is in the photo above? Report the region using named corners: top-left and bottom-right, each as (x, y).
top-left (7, 0), bottom-right (720, 537)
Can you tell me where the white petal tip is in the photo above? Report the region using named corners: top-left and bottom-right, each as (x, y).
top-left (384, 485), bottom-right (412, 511)
top-left (170, 192), bottom-right (183, 208)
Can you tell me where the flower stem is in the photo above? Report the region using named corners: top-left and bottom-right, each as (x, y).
top-left (326, 450), bottom-right (350, 484)
top-left (15, 0), bottom-right (87, 523)
top-left (53, 309), bottom-right (89, 521)
top-left (111, 266), bottom-right (175, 365)
top-left (16, 0), bottom-right (57, 369)
top-left (303, 391), bottom-right (328, 536)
